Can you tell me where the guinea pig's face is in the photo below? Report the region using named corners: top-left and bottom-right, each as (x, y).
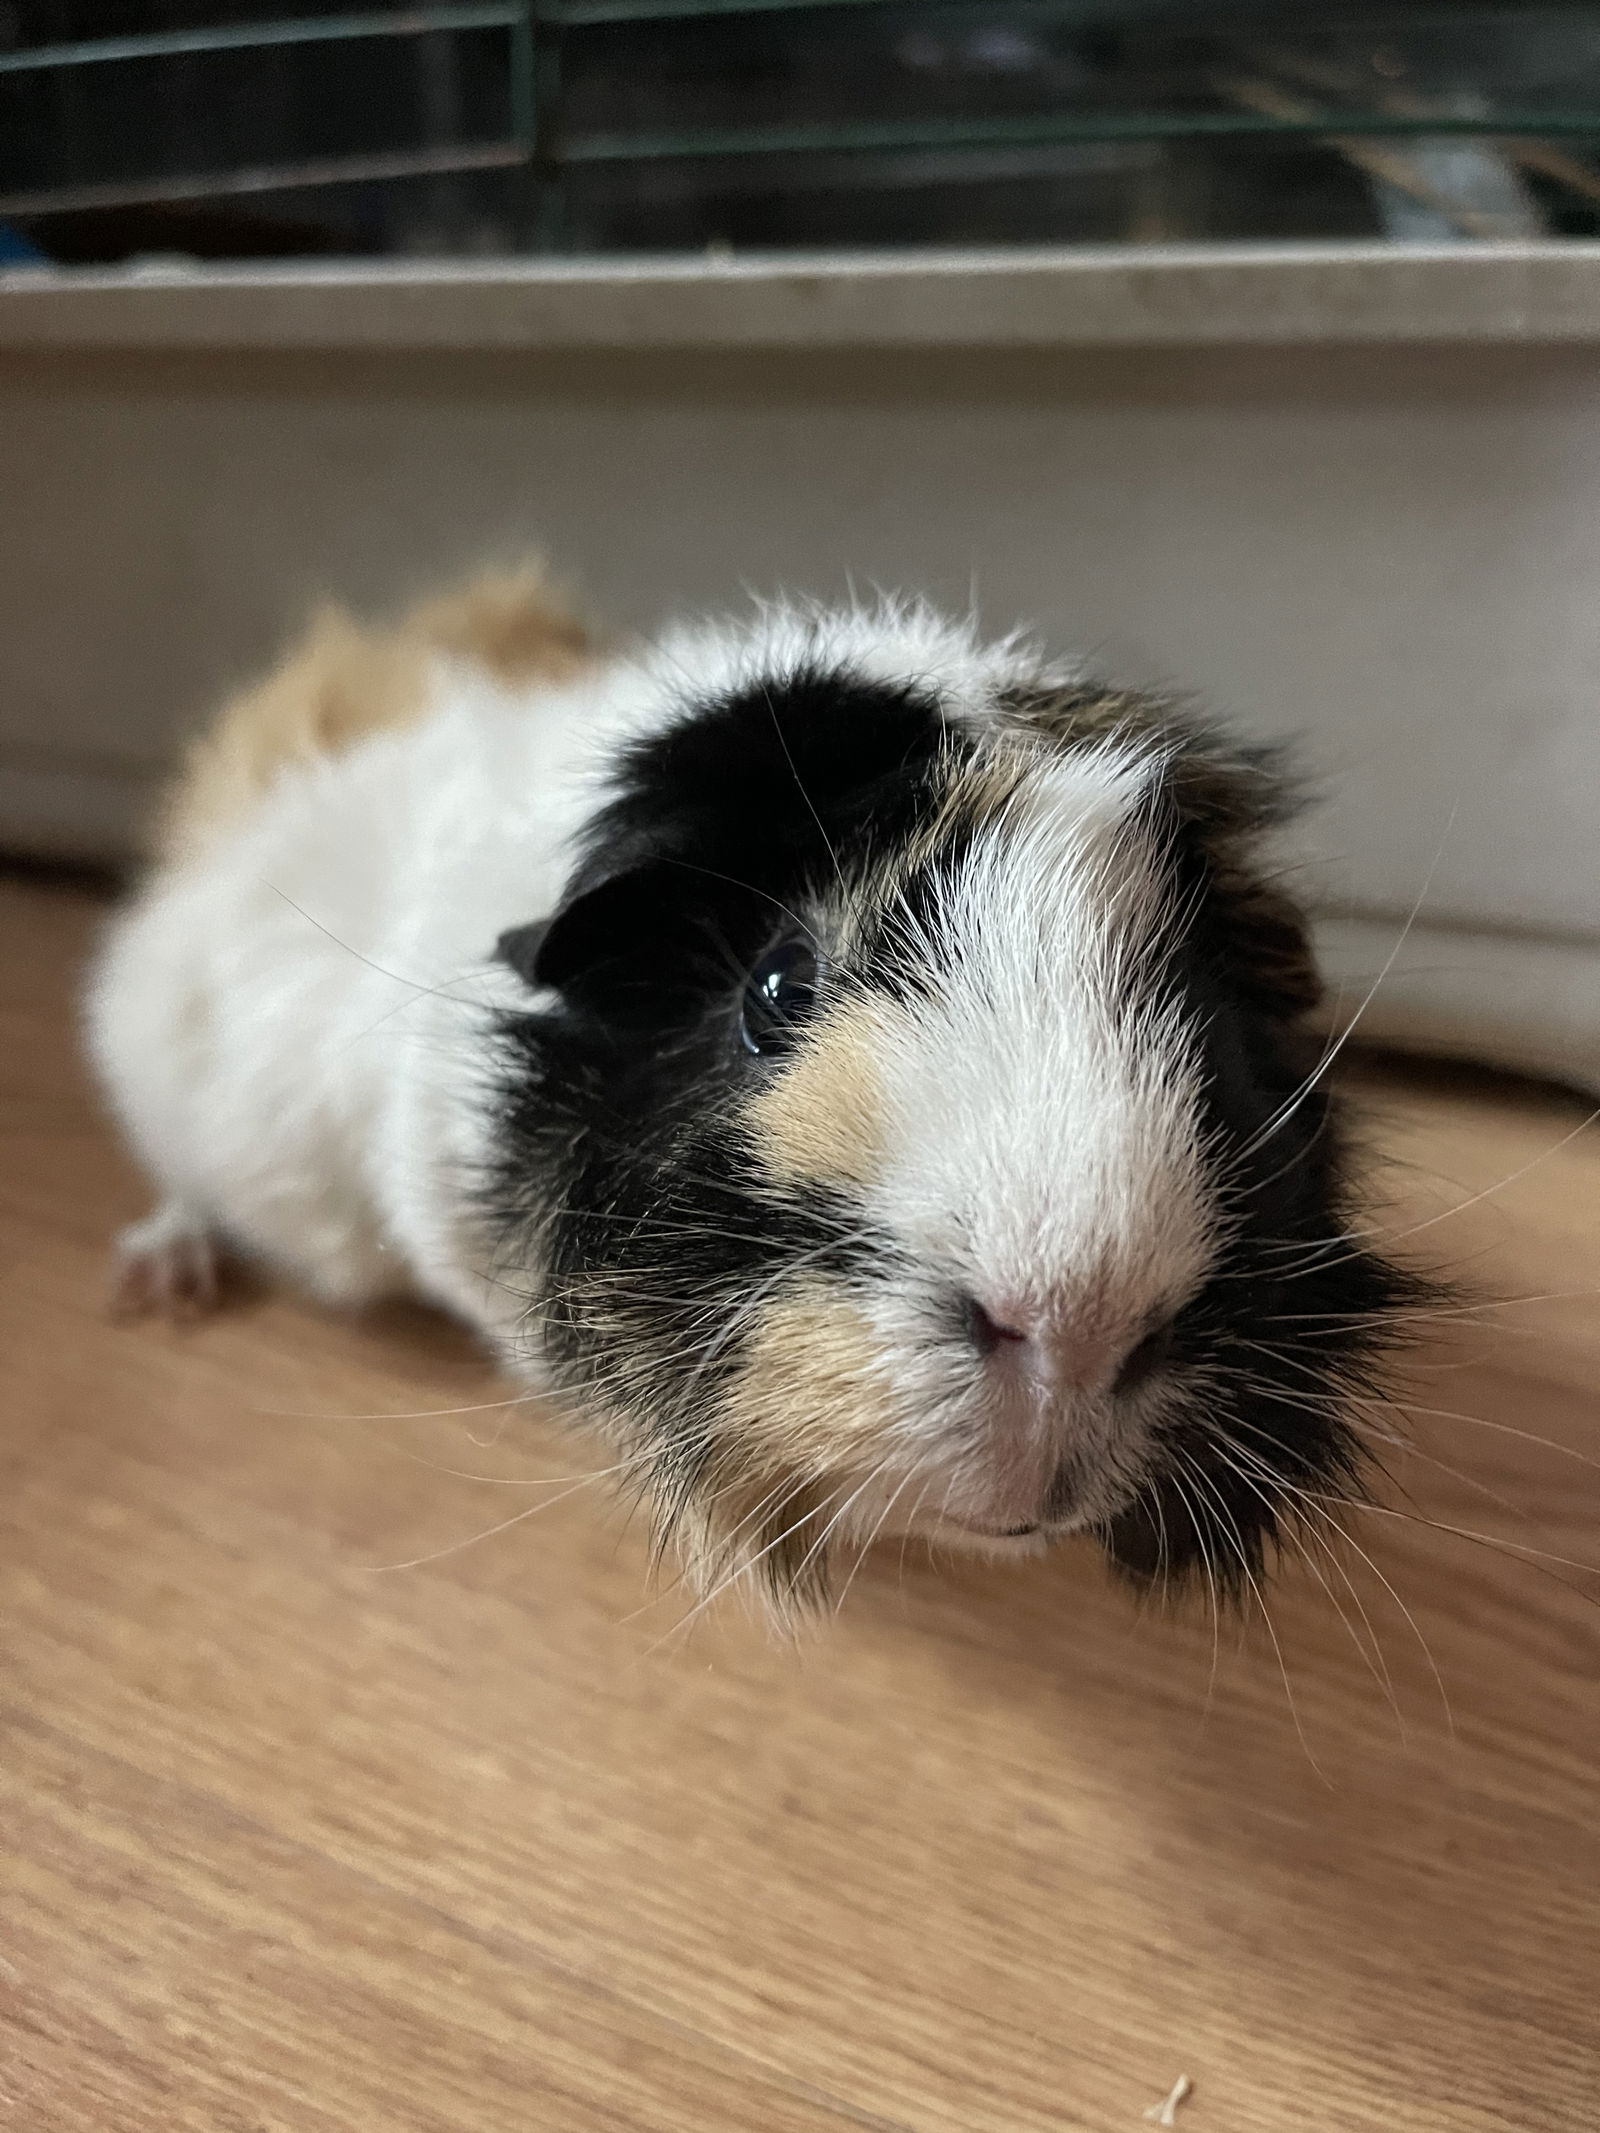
top-left (492, 614), bottom-right (1414, 1615)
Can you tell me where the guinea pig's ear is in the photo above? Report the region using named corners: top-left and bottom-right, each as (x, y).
top-left (1164, 748), bottom-right (1324, 1020)
top-left (1214, 869), bottom-right (1324, 1019)
top-left (494, 918), bottom-right (550, 987)
top-left (495, 861), bottom-right (678, 995)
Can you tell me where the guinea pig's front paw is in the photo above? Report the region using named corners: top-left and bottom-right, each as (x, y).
top-left (108, 1203), bottom-right (224, 1324)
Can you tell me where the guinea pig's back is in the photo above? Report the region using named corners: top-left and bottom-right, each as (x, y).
top-left (85, 569), bottom-right (602, 1308)
top-left (156, 564), bottom-right (592, 870)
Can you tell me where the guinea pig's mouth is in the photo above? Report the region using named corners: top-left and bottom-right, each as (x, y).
top-left (933, 1494), bottom-right (1097, 1549)
top-left (919, 1516), bottom-right (1056, 1563)
top-left (919, 1440), bottom-right (1148, 1554)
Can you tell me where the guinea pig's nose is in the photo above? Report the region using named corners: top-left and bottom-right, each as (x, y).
top-left (963, 1295), bottom-right (1030, 1352)
top-left (964, 1292), bottom-right (1158, 1397)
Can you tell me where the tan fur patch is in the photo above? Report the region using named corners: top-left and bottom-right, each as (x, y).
top-left (564, 1212), bottom-right (900, 1611)
top-left (672, 1465), bottom-right (831, 1618)
top-left (157, 562), bottom-right (594, 864)
top-left (743, 993), bottom-right (897, 1190)
top-left (684, 1278), bottom-right (903, 1608)
top-left (720, 1280), bottom-right (897, 1472)
top-left (407, 563), bottom-right (593, 689)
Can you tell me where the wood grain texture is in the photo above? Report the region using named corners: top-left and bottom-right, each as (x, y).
top-left (1, 872), bottom-right (1596, 2133)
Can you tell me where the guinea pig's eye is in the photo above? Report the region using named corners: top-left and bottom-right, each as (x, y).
top-left (740, 934), bottom-right (819, 1058)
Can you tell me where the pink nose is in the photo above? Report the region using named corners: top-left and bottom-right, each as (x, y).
top-left (966, 1295), bottom-right (1168, 1397)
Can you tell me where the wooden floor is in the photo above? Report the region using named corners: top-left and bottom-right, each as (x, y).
top-left (2, 871), bottom-right (1597, 2133)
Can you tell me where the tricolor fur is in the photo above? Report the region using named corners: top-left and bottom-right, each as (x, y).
top-left (88, 571), bottom-right (1415, 1617)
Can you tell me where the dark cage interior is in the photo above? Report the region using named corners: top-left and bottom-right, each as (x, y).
top-left (4, 3), bottom-right (1600, 261)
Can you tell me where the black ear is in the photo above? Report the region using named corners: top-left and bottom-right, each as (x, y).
top-left (1218, 873), bottom-right (1324, 1019)
top-left (495, 861), bottom-right (683, 997)
top-left (1158, 746), bottom-right (1323, 1022)
top-left (494, 918), bottom-right (551, 986)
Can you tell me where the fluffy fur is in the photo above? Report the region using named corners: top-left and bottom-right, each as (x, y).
top-left (88, 570), bottom-right (1414, 1615)
top-left (158, 562), bottom-right (593, 864)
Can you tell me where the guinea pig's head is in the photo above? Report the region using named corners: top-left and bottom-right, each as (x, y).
top-left (491, 605), bottom-right (1416, 1617)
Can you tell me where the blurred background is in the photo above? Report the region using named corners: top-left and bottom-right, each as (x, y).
top-left (5, 3), bottom-right (1600, 260)
top-left (5, 2), bottom-right (1600, 1088)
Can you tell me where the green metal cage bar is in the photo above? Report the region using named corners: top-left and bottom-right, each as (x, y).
top-left (0, 5), bottom-right (527, 76)
top-left (9, 0), bottom-right (1600, 72)
top-left (568, 109), bottom-right (1600, 164)
top-left (549, 0), bottom-right (1600, 21)
top-left (551, 0), bottom-right (1053, 20)
top-left (0, 3), bottom-right (541, 220)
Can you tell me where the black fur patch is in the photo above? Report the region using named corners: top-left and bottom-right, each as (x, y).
top-left (1098, 843), bottom-right (1422, 1592)
top-left (487, 666), bottom-right (960, 1532)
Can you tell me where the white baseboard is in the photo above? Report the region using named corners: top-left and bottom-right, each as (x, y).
top-left (1317, 915), bottom-right (1600, 1096)
top-left (0, 759), bottom-right (161, 867)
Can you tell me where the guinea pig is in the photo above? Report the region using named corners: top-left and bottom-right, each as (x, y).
top-left (87, 564), bottom-right (1416, 1615)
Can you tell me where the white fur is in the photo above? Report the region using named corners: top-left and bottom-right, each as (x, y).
top-left (90, 659), bottom-right (586, 1343)
top-left (645, 594), bottom-right (1065, 732)
top-left (836, 745), bottom-right (1216, 1544)
top-left (885, 744), bottom-right (1210, 1326)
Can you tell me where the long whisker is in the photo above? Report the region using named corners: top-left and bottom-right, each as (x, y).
top-left (760, 679), bottom-right (850, 907)
top-left (787, 1461), bottom-right (900, 1604)
top-left (1212, 1409), bottom-right (1455, 1731)
top-left (1207, 1360), bottom-right (1530, 1532)
top-left (1232, 809), bottom-right (1457, 1168)
top-left (1388, 1399), bottom-right (1600, 1476)
top-left (1230, 1098), bottom-right (1600, 1293)
top-left (265, 883), bottom-right (482, 1007)
top-left (1166, 1457), bottom-right (1223, 1715)
top-left (256, 1390), bottom-right (541, 1423)
top-left (1308, 1494), bottom-right (1600, 1582)
top-left (657, 855), bottom-right (824, 953)
top-left (1211, 1438), bottom-right (1406, 1737)
top-left (362, 1463), bottom-right (635, 1572)
top-left (832, 1467), bottom-right (921, 1617)
top-left (1179, 1452), bottom-right (1330, 1783)
top-left (1368, 1103), bottom-right (1600, 1251)
top-left (644, 1473), bottom-right (833, 1652)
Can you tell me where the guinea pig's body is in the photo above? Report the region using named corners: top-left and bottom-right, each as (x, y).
top-left (88, 567), bottom-right (1413, 1611)
top-left (89, 570), bottom-right (596, 1336)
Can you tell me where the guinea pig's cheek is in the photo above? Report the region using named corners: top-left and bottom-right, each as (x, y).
top-left (741, 994), bottom-right (905, 1192)
top-left (716, 1280), bottom-right (908, 1475)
